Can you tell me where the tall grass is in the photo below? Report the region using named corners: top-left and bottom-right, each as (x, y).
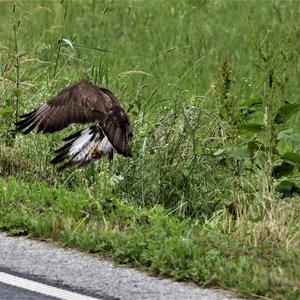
top-left (1, 1), bottom-right (300, 298)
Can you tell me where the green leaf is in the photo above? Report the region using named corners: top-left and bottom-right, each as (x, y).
top-left (282, 152), bottom-right (300, 165)
top-left (72, 42), bottom-right (111, 52)
top-left (276, 180), bottom-right (300, 195)
top-left (247, 139), bottom-right (262, 151)
top-left (272, 162), bottom-right (294, 178)
top-left (60, 38), bottom-right (111, 53)
top-left (214, 147), bottom-right (253, 160)
top-left (227, 147), bottom-right (252, 159)
top-left (255, 150), bottom-right (267, 168)
top-left (61, 39), bottom-right (74, 50)
top-left (277, 129), bottom-right (299, 144)
top-left (213, 148), bottom-right (226, 156)
top-left (276, 180), bottom-right (293, 194)
top-left (274, 103), bottom-right (300, 124)
top-left (237, 123), bottom-right (265, 133)
top-left (1, 107), bottom-right (14, 114)
top-left (181, 168), bottom-right (191, 178)
top-left (239, 97), bottom-right (263, 108)
top-left (276, 139), bottom-right (294, 157)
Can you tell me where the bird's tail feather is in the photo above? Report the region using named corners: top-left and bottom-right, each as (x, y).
top-left (51, 126), bottom-right (113, 171)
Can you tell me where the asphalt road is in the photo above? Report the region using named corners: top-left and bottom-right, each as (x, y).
top-left (0, 281), bottom-right (58, 300)
top-left (0, 232), bottom-right (242, 300)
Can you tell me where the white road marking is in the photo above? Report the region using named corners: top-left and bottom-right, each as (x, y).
top-left (0, 271), bottom-right (102, 300)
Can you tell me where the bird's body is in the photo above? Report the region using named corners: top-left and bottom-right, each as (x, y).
top-left (16, 80), bottom-right (133, 170)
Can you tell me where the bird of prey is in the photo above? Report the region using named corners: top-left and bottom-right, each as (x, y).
top-left (16, 80), bottom-right (133, 170)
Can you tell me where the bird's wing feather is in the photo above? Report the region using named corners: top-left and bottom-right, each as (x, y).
top-left (16, 80), bottom-right (133, 160)
top-left (100, 116), bottom-right (131, 157)
top-left (16, 80), bottom-right (115, 134)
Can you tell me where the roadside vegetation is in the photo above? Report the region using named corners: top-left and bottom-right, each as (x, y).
top-left (0, 1), bottom-right (300, 299)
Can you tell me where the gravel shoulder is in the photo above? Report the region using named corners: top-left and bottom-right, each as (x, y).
top-left (0, 232), bottom-right (243, 300)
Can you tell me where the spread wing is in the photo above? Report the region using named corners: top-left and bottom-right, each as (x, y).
top-left (16, 79), bottom-right (133, 158)
top-left (16, 80), bottom-right (112, 134)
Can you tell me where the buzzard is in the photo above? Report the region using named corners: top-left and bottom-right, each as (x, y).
top-left (16, 80), bottom-right (133, 170)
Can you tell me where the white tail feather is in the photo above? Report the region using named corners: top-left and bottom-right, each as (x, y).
top-left (52, 126), bottom-right (114, 170)
top-left (69, 128), bottom-right (94, 156)
top-left (68, 129), bottom-right (112, 164)
top-left (98, 136), bottom-right (113, 155)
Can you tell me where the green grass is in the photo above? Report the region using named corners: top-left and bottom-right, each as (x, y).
top-left (1, 176), bottom-right (299, 299)
top-left (1, 1), bottom-right (300, 299)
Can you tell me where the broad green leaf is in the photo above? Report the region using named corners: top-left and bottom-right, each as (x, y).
top-left (227, 147), bottom-right (252, 159)
top-left (276, 180), bottom-right (300, 195)
top-left (214, 147), bottom-right (252, 160)
top-left (277, 129), bottom-right (299, 144)
top-left (274, 103), bottom-right (300, 124)
top-left (272, 162), bottom-right (294, 178)
top-left (239, 97), bottom-right (263, 108)
top-left (277, 128), bottom-right (293, 139)
top-left (276, 141), bottom-right (293, 157)
top-left (237, 123), bottom-right (265, 133)
top-left (282, 152), bottom-right (300, 165)
top-left (255, 150), bottom-right (267, 168)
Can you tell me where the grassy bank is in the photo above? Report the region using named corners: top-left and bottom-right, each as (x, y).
top-left (1, 1), bottom-right (300, 299)
top-left (1, 177), bottom-right (299, 299)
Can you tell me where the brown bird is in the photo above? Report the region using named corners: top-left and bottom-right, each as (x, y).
top-left (16, 80), bottom-right (133, 170)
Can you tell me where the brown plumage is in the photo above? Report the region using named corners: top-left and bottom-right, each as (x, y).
top-left (16, 80), bottom-right (133, 170)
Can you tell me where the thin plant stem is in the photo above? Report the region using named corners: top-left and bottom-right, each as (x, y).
top-left (53, 1), bottom-right (68, 79)
top-left (12, 4), bottom-right (20, 123)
